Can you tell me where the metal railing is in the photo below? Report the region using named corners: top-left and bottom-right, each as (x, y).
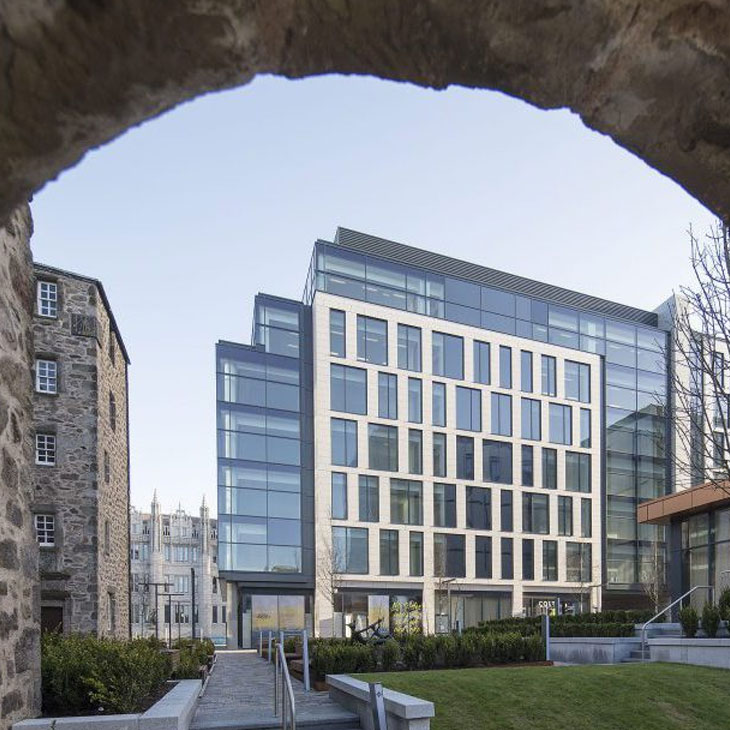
top-left (640, 584), bottom-right (713, 660)
top-left (274, 640), bottom-right (296, 730)
top-left (259, 629), bottom-right (310, 692)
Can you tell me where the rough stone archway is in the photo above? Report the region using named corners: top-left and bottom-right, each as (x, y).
top-left (1, 0), bottom-right (730, 222)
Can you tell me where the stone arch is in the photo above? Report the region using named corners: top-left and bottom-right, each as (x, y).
top-left (1, 1), bottom-right (730, 223)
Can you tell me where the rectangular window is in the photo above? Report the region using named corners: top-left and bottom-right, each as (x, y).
top-left (522, 445), bottom-right (534, 487)
top-left (521, 351), bottom-right (533, 392)
top-left (213, 606), bottom-right (218, 624)
top-left (330, 309), bottom-right (345, 357)
top-left (558, 495), bottom-right (573, 536)
top-left (475, 536), bottom-right (492, 578)
top-left (457, 436), bottom-right (475, 480)
top-left (474, 341), bottom-right (491, 384)
top-left (357, 315), bottom-right (388, 365)
top-left (434, 533), bottom-right (466, 578)
top-left (549, 403), bottom-right (572, 445)
top-left (580, 408), bottom-right (592, 448)
top-left (521, 398), bottom-right (541, 440)
top-left (565, 361), bottom-right (591, 403)
top-left (432, 332), bottom-right (464, 379)
top-left (368, 424), bottom-right (399, 471)
top-left (35, 433), bottom-right (56, 465)
top-left (491, 393), bottom-right (512, 436)
top-left (713, 431), bottom-right (724, 468)
top-left (35, 514), bottom-right (55, 546)
top-left (566, 452), bottom-right (592, 492)
top-left (409, 532), bottom-right (424, 576)
top-left (432, 382), bottom-right (446, 426)
top-left (500, 490), bottom-right (513, 531)
top-left (499, 346), bottom-right (512, 389)
top-left (523, 493), bottom-right (550, 534)
top-left (331, 418), bottom-right (357, 466)
top-left (501, 537), bottom-right (513, 579)
top-left (378, 372), bottom-right (398, 419)
top-left (543, 540), bottom-right (558, 581)
top-left (456, 386), bottom-right (482, 431)
top-left (433, 433), bottom-right (447, 477)
top-left (37, 280), bottom-right (58, 318)
top-left (542, 448), bottom-right (557, 490)
top-left (330, 364), bottom-right (367, 415)
top-left (483, 440), bottom-right (512, 484)
top-left (358, 475), bottom-right (379, 522)
top-left (581, 498), bottom-right (592, 538)
top-left (408, 378), bottom-right (423, 423)
top-left (433, 483), bottom-right (456, 528)
top-left (380, 530), bottom-right (399, 575)
top-left (466, 486), bottom-right (492, 530)
top-left (408, 429), bottom-right (423, 475)
top-left (332, 526), bottom-right (369, 574)
top-left (398, 324), bottom-right (422, 371)
top-left (390, 479), bottom-right (423, 525)
top-left (35, 359), bottom-right (58, 394)
top-left (567, 542), bottom-right (591, 582)
top-left (522, 539), bottom-right (535, 580)
top-left (541, 355), bottom-right (556, 396)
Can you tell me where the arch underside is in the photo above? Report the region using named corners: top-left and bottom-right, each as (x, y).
top-left (1, 1), bottom-right (729, 222)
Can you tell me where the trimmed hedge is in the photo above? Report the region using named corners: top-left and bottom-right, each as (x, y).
top-left (42, 633), bottom-right (171, 715)
top-left (308, 632), bottom-right (544, 677)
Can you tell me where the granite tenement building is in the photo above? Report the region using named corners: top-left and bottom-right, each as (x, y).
top-left (32, 262), bottom-right (131, 637)
top-left (130, 495), bottom-right (225, 644)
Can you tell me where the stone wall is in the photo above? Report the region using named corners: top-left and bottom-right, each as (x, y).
top-left (0, 205), bottom-right (40, 729)
top-left (94, 291), bottom-right (130, 637)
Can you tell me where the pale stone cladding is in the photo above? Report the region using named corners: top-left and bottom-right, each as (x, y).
top-left (130, 495), bottom-right (226, 643)
top-left (0, 205), bottom-right (41, 730)
top-left (31, 263), bottom-right (130, 637)
top-left (312, 291), bottom-right (602, 634)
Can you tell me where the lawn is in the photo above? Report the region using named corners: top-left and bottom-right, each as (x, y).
top-left (358, 663), bottom-right (730, 730)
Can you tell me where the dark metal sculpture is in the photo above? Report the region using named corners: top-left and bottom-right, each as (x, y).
top-left (346, 617), bottom-right (392, 645)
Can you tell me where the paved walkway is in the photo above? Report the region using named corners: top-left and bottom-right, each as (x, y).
top-left (191, 650), bottom-right (359, 730)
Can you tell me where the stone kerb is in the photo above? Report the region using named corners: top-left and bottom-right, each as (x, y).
top-left (12, 681), bottom-right (201, 730)
top-left (550, 637), bottom-right (640, 665)
top-left (327, 674), bottom-right (434, 730)
top-left (648, 638), bottom-right (730, 669)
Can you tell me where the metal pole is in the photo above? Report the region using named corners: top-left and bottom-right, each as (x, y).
top-left (259, 631), bottom-right (263, 657)
top-left (274, 642), bottom-right (279, 715)
top-left (369, 683), bottom-right (387, 730)
top-left (155, 585), bottom-right (159, 640)
top-left (168, 594), bottom-right (172, 647)
top-left (268, 631), bottom-right (273, 664)
top-left (302, 629), bottom-right (310, 692)
top-left (447, 582), bottom-right (452, 632)
top-left (191, 567), bottom-right (196, 641)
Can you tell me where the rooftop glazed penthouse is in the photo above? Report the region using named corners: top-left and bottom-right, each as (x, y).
top-left (217, 228), bottom-right (669, 646)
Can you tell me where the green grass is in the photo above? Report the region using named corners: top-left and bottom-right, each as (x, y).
top-left (358, 663), bottom-right (730, 730)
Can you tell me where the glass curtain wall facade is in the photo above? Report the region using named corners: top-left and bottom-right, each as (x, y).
top-left (303, 228), bottom-right (671, 603)
top-left (216, 295), bottom-right (314, 646)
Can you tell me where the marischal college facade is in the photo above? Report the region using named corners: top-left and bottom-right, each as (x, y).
top-left (216, 228), bottom-right (674, 648)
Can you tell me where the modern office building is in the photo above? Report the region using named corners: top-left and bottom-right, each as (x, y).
top-left (217, 228), bottom-right (670, 646)
top-left (129, 494), bottom-right (226, 644)
top-left (32, 263), bottom-right (131, 637)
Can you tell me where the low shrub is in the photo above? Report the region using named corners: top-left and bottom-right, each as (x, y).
top-left (172, 638), bottom-right (214, 679)
top-left (718, 588), bottom-right (730, 622)
top-left (381, 639), bottom-right (401, 672)
top-left (283, 637), bottom-right (297, 654)
top-left (42, 634), bottom-right (171, 716)
top-left (679, 606), bottom-right (699, 638)
top-left (702, 603), bottom-right (721, 638)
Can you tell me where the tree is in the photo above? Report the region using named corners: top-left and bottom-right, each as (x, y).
top-left (639, 536), bottom-right (668, 614)
top-left (315, 524), bottom-right (344, 637)
top-left (666, 221), bottom-right (730, 494)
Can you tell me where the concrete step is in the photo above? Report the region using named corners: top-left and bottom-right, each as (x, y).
top-left (194, 719), bottom-right (360, 730)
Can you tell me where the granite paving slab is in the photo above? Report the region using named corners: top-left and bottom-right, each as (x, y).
top-left (191, 650), bottom-right (359, 730)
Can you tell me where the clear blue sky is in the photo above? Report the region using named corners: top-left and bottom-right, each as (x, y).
top-left (29, 74), bottom-right (716, 513)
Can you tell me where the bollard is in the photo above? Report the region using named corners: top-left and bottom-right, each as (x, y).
top-left (541, 613), bottom-right (551, 662)
top-left (369, 682), bottom-right (387, 730)
top-left (302, 628), bottom-right (310, 692)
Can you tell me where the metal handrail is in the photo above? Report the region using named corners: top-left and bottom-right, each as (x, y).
top-left (274, 641), bottom-right (296, 730)
top-left (640, 585), bottom-right (713, 660)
